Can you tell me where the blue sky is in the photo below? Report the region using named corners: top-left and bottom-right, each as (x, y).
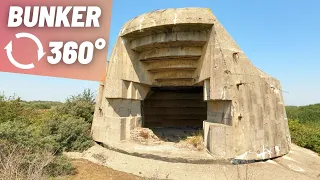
top-left (0, 0), bottom-right (319, 105)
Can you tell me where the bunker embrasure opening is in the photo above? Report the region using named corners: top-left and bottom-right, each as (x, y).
top-left (142, 86), bottom-right (206, 142)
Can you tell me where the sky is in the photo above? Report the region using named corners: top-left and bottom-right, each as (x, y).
top-left (0, 0), bottom-right (319, 105)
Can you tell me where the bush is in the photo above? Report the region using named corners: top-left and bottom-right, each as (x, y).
top-left (41, 114), bottom-right (93, 153)
top-left (286, 104), bottom-right (320, 154)
top-left (288, 119), bottom-right (320, 154)
top-left (0, 96), bottom-right (24, 123)
top-left (0, 111), bottom-right (93, 154)
top-left (44, 155), bottom-right (75, 177)
top-left (0, 141), bottom-right (74, 179)
top-left (0, 90), bottom-right (94, 153)
top-left (0, 141), bottom-right (74, 180)
top-left (0, 120), bottom-right (40, 149)
top-left (0, 89), bottom-right (96, 177)
top-left (57, 89), bottom-right (95, 123)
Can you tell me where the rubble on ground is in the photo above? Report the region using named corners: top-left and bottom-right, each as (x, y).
top-left (130, 127), bottom-right (163, 145)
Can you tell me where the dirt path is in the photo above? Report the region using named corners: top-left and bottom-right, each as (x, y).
top-left (60, 160), bottom-right (143, 180)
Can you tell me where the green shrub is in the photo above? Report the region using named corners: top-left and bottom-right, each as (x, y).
top-left (45, 155), bottom-right (75, 177)
top-left (288, 119), bottom-right (320, 154)
top-left (0, 89), bottom-right (95, 177)
top-left (0, 120), bottom-right (40, 148)
top-left (0, 90), bottom-right (94, 153)
top-left (41, 114), bottom-right (93, 153)
top-left (0, 97), bottom-right (24, 123)
top-left (57, 89), bottom-right (95, 123)
top-left (286, 104), bottom-right (320, 154)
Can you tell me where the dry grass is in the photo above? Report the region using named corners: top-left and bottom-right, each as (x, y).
top-left (185, 130), bottom-right (204, 151)
top-left (0, 143), bottom-right (55, 180)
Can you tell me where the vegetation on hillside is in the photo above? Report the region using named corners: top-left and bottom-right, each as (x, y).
top-left (0, 89), bottom-right (95, 179)
top-left (286, 104), bottom-right (320, 154)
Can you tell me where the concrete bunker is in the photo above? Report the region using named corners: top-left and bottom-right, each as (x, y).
top-left (91, 8), bottom-right (291, 161)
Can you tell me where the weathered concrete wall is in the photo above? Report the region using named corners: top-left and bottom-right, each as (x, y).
top-left (91, 8), bottom-right (291, 161)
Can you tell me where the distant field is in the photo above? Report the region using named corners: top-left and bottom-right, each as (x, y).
top-left (20, 100), bottom-right (63, 109)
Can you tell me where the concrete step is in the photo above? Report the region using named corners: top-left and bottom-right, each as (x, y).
top-left (145, 59), bottom-right (197, 71)
top-left (148, 67), bottom-right (196, 73)
top-left (131, 31), bottom-right (208, 52)
top-left (139, 47), bottom-right (202, 61)
top-left (140, 57), bottom-right (200, 63)
top-left (153, 78), bottom-right (196, 86)
top-left (152, 70), bottom-right (194, 80)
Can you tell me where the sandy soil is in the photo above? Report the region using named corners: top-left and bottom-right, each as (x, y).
top-left (59, 160), bottom-right (143, 180)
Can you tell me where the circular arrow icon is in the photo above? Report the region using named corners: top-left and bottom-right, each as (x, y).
top-left (4, 32), bottom-right (46, 70)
